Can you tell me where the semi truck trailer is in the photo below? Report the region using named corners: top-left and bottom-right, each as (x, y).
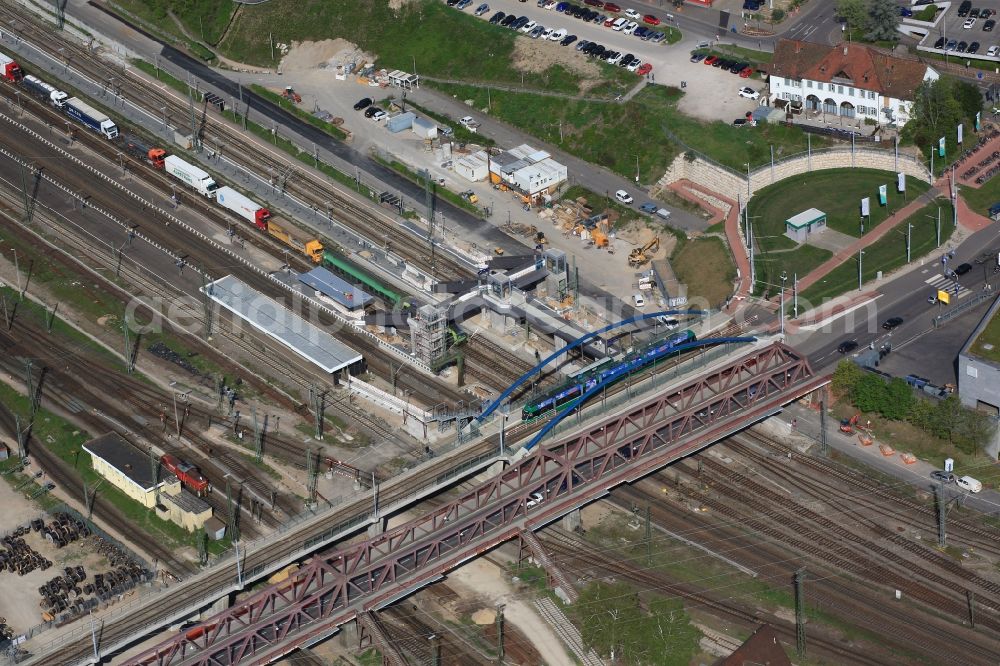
top-left (21, 75), bottom-right (66, 108)
top-left (164, 155), bottom-right (218, 197)
top-left (122, 134), bottom-right (166, 169)
top-left (64, 97), bottom-right (118, 139)
top-left (215, 186), bottom-right (270, 230)
top-left (0, 54), bottom-right (22, 82)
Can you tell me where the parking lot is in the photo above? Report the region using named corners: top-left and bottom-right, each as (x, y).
top-left (918, 0), bottom-right (1000, 60)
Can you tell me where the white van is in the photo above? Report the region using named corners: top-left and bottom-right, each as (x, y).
top-left (632, 292), bottom-right (645, 308)
top-left (957, 476), bottom-right (983, 493)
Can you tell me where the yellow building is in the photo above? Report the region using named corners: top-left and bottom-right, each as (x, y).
top-left (83, 433), bottom-right (213, 532)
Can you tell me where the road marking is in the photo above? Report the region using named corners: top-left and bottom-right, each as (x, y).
top-left (924, 273), bottom-right (972, 299)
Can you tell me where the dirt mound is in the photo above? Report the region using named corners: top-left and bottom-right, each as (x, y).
top-left (511, 36), bottom-right (601, 88)
top-left (471, 608), bottom-right (497, 625)
top-left (280, 39), bottom-right (374, 72)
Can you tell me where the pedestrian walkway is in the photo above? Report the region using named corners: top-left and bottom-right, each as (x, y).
top-left (665, 179), bottom-right (751, 312)
top-left (924, 272), bottom-right (973, 300)
top-left (795, 189), bottom-right (938, 293)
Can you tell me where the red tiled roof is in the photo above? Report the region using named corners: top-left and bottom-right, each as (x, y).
top-left (770, 39), bottom-right (930, 99)
top-left (716, 624), bottom-right (793, 666)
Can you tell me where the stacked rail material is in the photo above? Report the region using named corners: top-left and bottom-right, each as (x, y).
top-left (39, 512), bottom-right (90, 549)
top-left (0, 527), bottom-right (49, 575)
top-left (553, 198), bottom-right (593, 233)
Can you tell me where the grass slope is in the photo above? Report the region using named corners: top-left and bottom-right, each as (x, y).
top-left (671, 237), bottom-right (736, 309)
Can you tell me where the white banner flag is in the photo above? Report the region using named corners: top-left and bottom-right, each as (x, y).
top-left (897, 172), bottom-right (905, 192)
top-left (958, 123), bottom-right (964, 144)
top-left (861, 197), bottom-right (870, 217)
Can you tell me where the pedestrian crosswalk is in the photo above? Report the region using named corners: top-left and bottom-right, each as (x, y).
top-left (925, 273), bottom-right (973, 300)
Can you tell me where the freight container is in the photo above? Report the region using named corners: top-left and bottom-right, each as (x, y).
top-left (122, 133), bottom-right (166, 169)
top-left (0, 53), bottom-right (22, 82)
top-left (386, 111), bottom-right (415, 133)
top-left (21, 74), bottom-right (66, 108)
top-left (64, 97), bottom-right (118, 139)
top-left (267, 219), bottom-right (323, 263)
top-left (164, 155), bottom-right (218, 197)
top-left (215, 186), bottom-right (270, 230)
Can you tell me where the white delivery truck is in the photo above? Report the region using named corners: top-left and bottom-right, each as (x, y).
top-left (164, 155), bottom-right (219, 197)
top-left (956, 476), bottom-right (983, 493)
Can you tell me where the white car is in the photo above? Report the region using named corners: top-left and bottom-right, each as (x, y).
top-left (989, 45), bottom-right (1000, 56)
top-left (542, 0), bottom-right (557, 7)
top-left (624, 8), bottom-right (641, 19)
top-left (549, 27), bottom-right (567, 41)
top-left (611, 17), bottom-right (627, 30)
top-left (964, 17), bottom-right (977, 29)
top-left (370, 110), bottom-right (387, 122)
top-left (540, 27), bottom-right (554, 39)
top-left (520, 20), bottom-right (536, 33)
top-left (615, 189), bottom-right (633, 204)
top-left (738, 86), bottom-right (760, 100)
top-left (626, 58), bottom-right (641, 72)
top-left (623, 20), bottom-right (638, 35)
top-left (526, 491), bottom-right (544, 508)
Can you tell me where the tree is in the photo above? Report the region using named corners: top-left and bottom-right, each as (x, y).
top-left (836, 0), bottom-right (868, 31)
top-left (955, 408), bottom-right (996, 454)
top-left (853, 373), bottom-right (888, 414)
top-left (932, 395), bottom-right (965, 442)
top-left (882, 377), bottom-right (914, 420)
top-left (832, 361), bottom-right (863, 397)
top-left (903, 78), bottom-right (964, 154)
top-left (953, 79), bottom-right (984, 127)
top-left (908, 398), bottom-right (936, 432)
top-left (865, 0), bottom-right (901, 42)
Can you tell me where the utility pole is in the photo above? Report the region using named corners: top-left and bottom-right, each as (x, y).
top-left (187, 84), bottom-right (199, 152)
top-left (25, 360), bottom-right (39, 417)
top-left (429, 633), bottom-right (442, 666)
top-left (252, 405), bottom-right (266, 462)
top-left (226, 478), bottom-right (239, 543)
top-left (305, 449), bottom-right (318, 506)
top-left (149, 448), bottom-right (160, 505)
top-left (794, 568), bottom-right (806, 658)
top-left (935, 481), bottom-right (947, 547)
top-left (14, 414), bottom-right (26, 459)
top-left (645, 504), bottom-right (652, 566)
top-left (423, 169), bottom-right (437, 279)
top-left (967, 590), bottom-right (976, 629)
top-left (906, 223), bottom-right (913, 263)
top-left (123, 312), bottom-right (137, 374)
top-left (819, 396), bottom-right (828, 456)
top-left (1, 293), bottom-right (10, 330)
top-left (309, 387), bottom-right (326, 440)
top-left (53, 0), bottom-right (65, 29)
top-left (201, 271), bottom-right (213, 339)
top-left (495, 604), bottom-right (505, 665)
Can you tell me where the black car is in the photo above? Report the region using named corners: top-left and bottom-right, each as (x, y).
top-left (712, 58), bottom-right (726, 67)
top-left (957, 41), bottom-right (968, 53)
top-left (838, 340), bottom-right (859, 354)
top-left (955, 262), bottom-right (973, 275)
top-left (882, 316), bottom-right (904, 330)
top-left (970, 7), bottom-right (981, 18)
top-left (934, 36), bottom-right (946, 48)
top-left (731, 61), bottom-right (749, 73)
top-left (561, 34), bottom-right (578, 46)
top-left (591, 45), bottom-right (607, 57)
top-left (364, 105), bottom-right (379, 118)
top-left (958, 1), bottom-right (972, 17)
top-left (353, 97), bottom-right (373, 111)
top-left (985, 19), bottom-right (996, 31)
top-left (489, 11), bottom-right (505, 23)
top-left (969, 41), bottom-right (981, 53)
top-left (501, 14), bottom-right (517, 27)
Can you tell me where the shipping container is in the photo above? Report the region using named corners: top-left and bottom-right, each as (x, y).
top-left (267, 219), bottom-right (323, 263)
top-left (411, 116), bottom-right (438, 139)
top-left (215, 186), bottom-right (270, 230)
top-left (164, 155), bottom-right (218, 197)
top-left (64, 97), bottom-right (118, 139)
top-left (386, 111), bottom-right (416, 133)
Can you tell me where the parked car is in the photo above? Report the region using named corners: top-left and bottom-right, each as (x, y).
top-left (364, 106), bottom-right (380, 118)
top-left (881, 316), bottom-right (904, 330)
top-left (474, 3), bottom-right (490, 16)
top-left (946, 39), bottom-right (958, 50)
top-left (561, 34), bottom-right (578, 46)
top-left (738, 86), bottom-right (759, 99)
top-left (639, 202), bottom-right (658, 213)
top-left (969, 41), bottom-right (981, 53)
top-left (615, 189), bottom-right (633, 204)
top-left (690, 52), bottom-right (706, 62)
top-left (634, 26), bottom-right (648, 39)
top-left (611, 17), bottom-right (627, 30)
top-left (988, 45), bottom-right (1000, 55)
top-left (704, 55), bottom-right (719, 65)
top-left (957, 41), bottom-right (969, 52)
top-left (899, 6), bottom-right (913, 16)
top-left (371, 109), bottom-right (387, 122)
top-left (529, 25), bottom-right (546, 38)
top-left (964, 17), bottom-right (977, 29)
top-left (519, 19), bottom-right (537, 32)
top-left (501, 15), bottom-right (518, 27)
top-left (623, 20), bottom-right (638, 34)
top-left (624, 8), bottom-right (641, 19)
top-left (957, 476), bottom-right (983, 493)
top-left (930, 470), bottom-right (955, 483)
top-left (540, 27), bottom-right (554, 39)
top-left (584, 0), bottom-right (604, 6)
top-left (637, 62), bottom-right (652, 76)
top-left (649, 31), bottom-right (666, 43)
top-left (456, 0), bottom-right (472, 9)
top-left (353, 97), bottom-right (373, 110)
top-left (958, 1), bottom-right (972, 17)
top-left (625, 59), bottom-right (641, 72)
top-left (489, 11), bottom-right (505, 23)
top-left (643, 14), bottom-right (660, 25)
top-left (985, 19), bottom-right (996, 31)
top-left (970, 8), bottom-right (981, 18)
top-left (575, 39), bottom-right (591, 51)
top-left (739, 66), bottom-right (754, 78)
top-left (604, 2), bottom-right (621, 12)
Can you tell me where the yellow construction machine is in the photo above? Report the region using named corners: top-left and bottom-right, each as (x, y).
top-left (628, 237), bottom-right (660, 267)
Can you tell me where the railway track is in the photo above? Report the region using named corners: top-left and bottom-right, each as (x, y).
top-left (0, 2), bottom-right (470, 284)
top-left (0, 93), bottom-right (468, 413)
top-left (732, 431), bottom-right (1000, 556)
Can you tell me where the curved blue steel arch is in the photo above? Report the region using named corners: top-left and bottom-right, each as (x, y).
top-left (523, 336), bottom-right (757, 451)
top-left (478, 310), bottom-right (708, 422)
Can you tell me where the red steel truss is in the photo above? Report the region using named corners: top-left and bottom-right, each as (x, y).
top-left (125, 342), bottom-right (823, 666)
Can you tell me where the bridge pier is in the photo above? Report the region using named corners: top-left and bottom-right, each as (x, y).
top-left (205, 591), bottom-right (232, 617)
top-left (367, 516), bottom-right (386, 538)
top-left (561, 508), bottom-right (581, 532)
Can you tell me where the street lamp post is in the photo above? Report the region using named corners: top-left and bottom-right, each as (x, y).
top-left (858, 250), bottom-right (865, 291)
top-left (906, 223), bottom-right (914, 263)
top-left (793, 273), bottom-right (798, 318)
top-left (779, 271), bottom-right (788, 337)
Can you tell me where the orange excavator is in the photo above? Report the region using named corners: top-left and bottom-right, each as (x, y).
top-left (839, 414), bottom-right (859, 434)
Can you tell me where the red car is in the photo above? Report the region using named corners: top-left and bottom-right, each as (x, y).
top-left (604, 2), bottom-right (621, 12)
top-left (704, 55), bottom-right (719, 65)
top-left (643, 14), bottom-right (660, 25)
top-left (604, 16), bottom-right (616, 26)
top-left (739, 67), bottom-right (754, 78)
top-left (637, 62), bottom-right (653, 76)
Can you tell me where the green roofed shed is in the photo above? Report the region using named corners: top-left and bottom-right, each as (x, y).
top-left (785, 208), bottom-right (827, 243)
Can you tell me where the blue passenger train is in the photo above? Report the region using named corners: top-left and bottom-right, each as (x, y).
top-left (521, 329), bottom-right (696, 421)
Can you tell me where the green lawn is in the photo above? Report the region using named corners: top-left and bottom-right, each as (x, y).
top-left (216, 0), bottom-right (593, 93)
top-left (968, 303), bottom-right (1000, 364)
top-left (427, 84), bottom-right (825, 185)
top-left (797, 199), bottom-right (954, 306)
top-left (671, 237), bottom-right (736, 309)
top-left (959, 178), bottom-right (1000, 218)
top-left (693, 44), bottom-right (774, 65)
top-left (753, 244), bottom-right (833, 299)
top-left (113, 0), bottom-right (232, 45)
top-left (748, 169), bottom-right (931, 239)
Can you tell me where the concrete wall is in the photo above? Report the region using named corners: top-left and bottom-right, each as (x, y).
top-left (958, 294), bottom-right (1000, 459)
top-left (654, 145), bottom-right (932, 203)
top-left (89, 455), bottom-right (159, 508)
